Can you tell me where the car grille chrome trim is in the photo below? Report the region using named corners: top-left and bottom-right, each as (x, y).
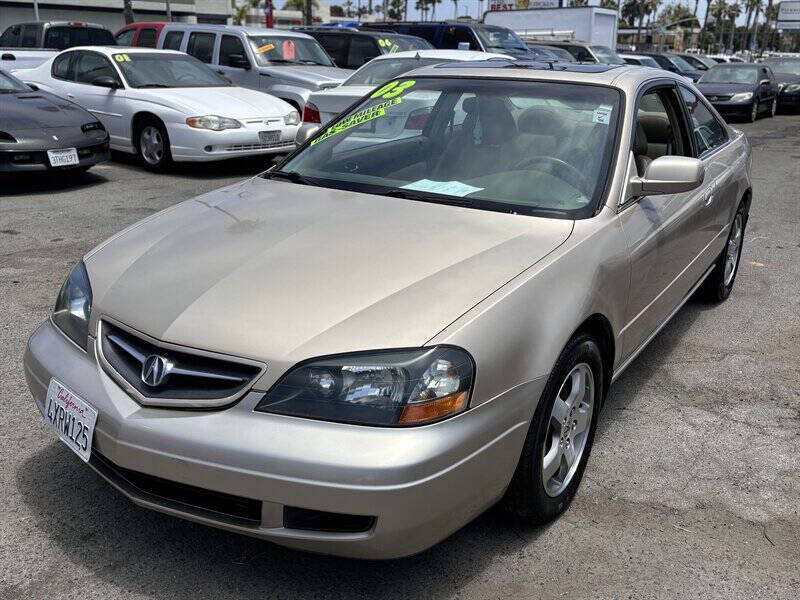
top-left (224, 141), bottom-right (294, 152)
top-left (96, 318), bottom-right (265, 409)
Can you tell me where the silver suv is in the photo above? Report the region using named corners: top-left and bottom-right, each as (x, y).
top-left (156, 24), bottom-right (350, 111)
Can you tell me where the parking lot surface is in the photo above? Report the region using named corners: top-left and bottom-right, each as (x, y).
top-left (2, 118), bottom-right (798, 599)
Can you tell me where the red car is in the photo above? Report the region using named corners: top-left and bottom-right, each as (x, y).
top-left (114, 22), bottom-right (167, 48)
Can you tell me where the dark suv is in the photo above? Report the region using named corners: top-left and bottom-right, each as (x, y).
top-left (295, 28), bottom-right (431, 69)
top-left (0, 21), bottom-right (115, 50)
top-left (633, 52), bottom-right (703, 81)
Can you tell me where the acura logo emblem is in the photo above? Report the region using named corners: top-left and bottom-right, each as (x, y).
top-left (141, 354), bottom-right (171, 387)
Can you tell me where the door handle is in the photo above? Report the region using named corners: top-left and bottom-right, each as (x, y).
top-left (704, 183), bottom-right (716, 207)
top-left (66, 93), bottom-right (75, 98)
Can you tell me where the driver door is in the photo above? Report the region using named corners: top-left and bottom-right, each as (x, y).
top-left (617, 83), bottom-right (712, 358)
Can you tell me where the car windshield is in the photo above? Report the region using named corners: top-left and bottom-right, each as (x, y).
top-left (379, 35), bottom-right (432, 52)
top-left (475, 26), bottom-right (529, 55)
top-left (590, 45), bottom-right (625, 64)
top-left (544, 47), bottom-right (576, 62)
top-left (278, 77), bottom-right (620, 219)
top-left (764, 60), bottom-right (800, 77)
top-left (0, 70), bottom-right (29, 92)
top-left (345, 57), bottom-right (456, 86)
top-left (665, 54), bottom-right (695, 71)
top-left (113, 52), bottom-right (230, 88)
top-left (248, 35), bottom-right (334, 66)
top-left (700, 65), bottom-right (758, 84)
top-left (44, 26), bottom-right (115, 50)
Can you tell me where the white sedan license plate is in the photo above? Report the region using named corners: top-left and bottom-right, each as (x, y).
top-left (258, 130), bottom-right (281, 144)
top-left (44, 379), bottom-right (97, 462)
top-left (47, 148), bottom-right (79, 167)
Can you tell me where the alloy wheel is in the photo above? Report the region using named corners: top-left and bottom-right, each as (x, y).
top-left (140, 125), bottom-right (164, 166)
top-left (542, 363), bottom-right (595, 497)
top-left (724, 212), bottom-right (743, 287)
top-left (750, 102), bottom-right (758, 122)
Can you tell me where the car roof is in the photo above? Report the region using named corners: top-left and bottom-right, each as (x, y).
top-left (297, 28), bottom-right (420, 39)
top-left (11, 20), bottom-right (107, 29)
top-left (58, 46), bottom-right (186, 57)
top-left (368, 49), bottom-right (509, 61)
top-left (117, 22), bottom-right (168, 29)
top-left (158, 23), bottom-right (314, 39)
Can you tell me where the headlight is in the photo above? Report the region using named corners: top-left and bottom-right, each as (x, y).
top-left (284, 110), bottom-right (300, 126)
top-left (185, 115), bottom-right (242, 131)
top-left (731, 92), bottom-right (754, 102)
top-left (255, 346), bottom-right (474, 426)
top-left (784, 83), bottom-right (800, 93)
top-left (81, 121), bottom-right (104, 133)
top-left (52, 260), bottom-right (92, 351)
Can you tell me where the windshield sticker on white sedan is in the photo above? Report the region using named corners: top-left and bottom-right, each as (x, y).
top-left (401, 179), bottom-right (484, 197)
top-left (113, 53), bottom-right (131, 62)
top-left (593, 105), bottom-right (613, 125)
top-left (310, 97), bottom-right (403, 146)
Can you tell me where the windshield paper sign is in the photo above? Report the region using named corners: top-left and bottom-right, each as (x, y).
top-left (310, 97), bottom-right (402, 146)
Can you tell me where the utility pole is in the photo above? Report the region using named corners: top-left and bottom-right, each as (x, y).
top-left (33, 1), bottom-right (40, 20)
top-left (165, 0), bottom-right (172, 22)
top-left (305, 0), bottom-right (313, 25)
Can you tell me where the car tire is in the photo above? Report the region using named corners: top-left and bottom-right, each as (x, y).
top-left (697, 200), bottom-right (747, 302)
top-left (136, 118), bottom-right (172, 171)
top-left (749, 101), bottom-right (759, 123)
top-left (770, 97), bottom-right (777, 117)
top-left (502, 334), bottom-right (603, 525)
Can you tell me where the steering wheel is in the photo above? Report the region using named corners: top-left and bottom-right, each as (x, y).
top-left (512, 156), bottom-right (591, 196)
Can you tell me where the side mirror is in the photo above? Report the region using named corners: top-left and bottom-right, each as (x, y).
top-left (629, 155), bottom-right (705, 197)
top-left (295, 123), bottom-right (320, 146)
top-left (228, 53), bottom-right (251, 70)
top-left (92, 76), bottom-right (119, 89)
top-left (26, 83), bottom-right (39, 91)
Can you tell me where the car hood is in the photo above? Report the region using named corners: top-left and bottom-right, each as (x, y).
top-left (128, 86), bottom-right (294, 117)
top-left (86, 177), bottom-right (573, 364)
top-left (0, 89), bottom-right (94, 130)
top-left (308, 85), bottom-right (372, 119)
top-left (264, 65), bottom-right (349, 88)
top-left (697, 82), bottom-right (755, 95)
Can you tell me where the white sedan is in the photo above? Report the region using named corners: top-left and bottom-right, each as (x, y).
top-left (15, 46), bottom-right (300, 170)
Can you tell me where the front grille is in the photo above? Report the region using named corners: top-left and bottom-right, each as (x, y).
top-left (91, 451), bottom-right (262, 527)
top-left (224, 141), bottom-right (294, 152)
top-left (283, 506), bottom-right (375, 533)
top-left (99, 320), bottom-right (263, 406)
top-left (708, 94), bottom-right (733, 101)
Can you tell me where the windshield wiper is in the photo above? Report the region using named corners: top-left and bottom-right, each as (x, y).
top-left (137, 83), bottom-right (171, 88)
top-left (268, 59), bottom-right (301, 65)
top-left (268, 170), bottom-right (318, 186)
top-left (383, 189), bottom-right (473, 207)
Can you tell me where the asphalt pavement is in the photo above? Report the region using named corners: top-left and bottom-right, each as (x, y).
top-left (1, 118), bottom-right (798, 599)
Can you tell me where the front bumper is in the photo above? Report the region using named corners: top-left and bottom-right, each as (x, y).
top-left (0, 140), bottom-right (110, 172)
top-left (166, 122), bottom-right (298, 162)
top-left (24, 319), bottom-right (539, 559)
top-left (708, 101), bottom-right (755, 118)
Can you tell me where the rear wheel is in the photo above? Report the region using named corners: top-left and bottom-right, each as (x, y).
top-left (503, 334), bottom-right (603, 524)
top-left (749, 101), bottom-right (759, 122)
top-left (770, 97), bottom-right (777, 117)
top-left (697, 200), bottom-right (747, 302)
top-left (137, 119), bottom-right (171, 171)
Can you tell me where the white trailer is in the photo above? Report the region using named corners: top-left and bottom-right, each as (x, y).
top-left (484, 7), bottom-right (619, 49)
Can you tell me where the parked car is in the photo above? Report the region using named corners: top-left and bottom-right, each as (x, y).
top-left (155, 24), bottom-right (350, 111)
top-left (541, 40), bottom-right (625, 64)
top-left (632, 52), bottom-right (703, 81)
top-left (114, 22), bottom-right (167, 48)
top-left (0, 21), bottom-right (116, 71)
top-left (526, 44), bottom-right (565, 61)
top-left (295, 27), bottom-right (432, 69)
top-left (620, 54), bottom-right (662, 68)
top-left (24, 60), bottom-right (752, 559)
top-left (15, 47), bottom-right (300, 170)
top-left (697, 63), bottom-right (778, 122)
top-left (707, 55), bottom-right (746, 64)
top-left (538, 45), bottom-right (577, 62)
top-left (298, 49), bottom-right (509, 135)
top-left (677, 52), bottom-right (718, 72)
top-left (761, 58), bottom-right (800, 111)
top-left (0, 68), bottom-right (109, 173)
top-left (367, 22), bottom-right (536, 58)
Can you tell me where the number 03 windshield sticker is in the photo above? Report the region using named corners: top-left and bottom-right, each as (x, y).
top-left (310, 97), bottom-right (402, 146)
top-left (370, 79), bottom-right (416, 99)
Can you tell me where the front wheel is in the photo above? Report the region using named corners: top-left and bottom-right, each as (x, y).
top-left (769, 97), bottom-right (777, 117)
top-left (502, 334), bottom-right (603, 524)
top-left (697, 200), bottom-right (747, 302)
top-left (749, 101), bottom-right (759, 123)
top-left (137, 120), bottom-right (172, 171)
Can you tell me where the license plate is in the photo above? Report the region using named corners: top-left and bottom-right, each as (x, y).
top-left (44, 379), bottom-right (97, 462)
top-left (47, 148), bottom-right (79, 167)
top-left (258, 130), bottom-right (281, 144)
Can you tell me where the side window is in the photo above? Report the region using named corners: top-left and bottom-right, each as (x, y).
top-left (162, 31), bottom-right (183, 51)
top-left (316, 35), bottom-right (348, 67)
top-left (566, 45), bottom-right (594, 62)
top-left (51, 52), bottom-right (74, 80)
top-left (219, 35), bottom-right (248, 67)
top-left (0, 25), bottom-right (21, 47)
top-left (186, 32), bottom-right (215, 63)
top-left (680, 88), bottom-right (728, 155)
top-left (634, 88), bottom-right (689, 175)
top-left (115, 29), bottom-right (136, 46)
top-left (74, 52), bottom-right (118, 85)
top-left (137, 27), bottom-right (157, 48)
top-left (347, 36), bottom-right (379, 68)
top-left (20, 24), bottom-right (38, 47)
top-left (407, 26), bottom-right (438, 45)
top-left (440, 26), bottom-right (478, 50)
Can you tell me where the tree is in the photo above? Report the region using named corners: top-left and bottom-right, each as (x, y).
top-left (330, 4), bottom-right (345, 16)
top-left (710, 0), bottom-right (727, 51)
top-left (232, 0), bottom-right (261, 26)
top-left (569, 0), bottom-right (589, 6)
top-left (388, 0), bottom-right (404, 18)
top-left (600, 0), bottom-right (618, 9)
top-left (725, 1), bottom-right (742, 52)
top-left (452, 0), bottom-right (459, 18)
top-left (658, 2), bottom-right (700, 28)
top-left (282, 0), bottom-right (319, 9)
top-left (123, 0), bottom-right (134, 24)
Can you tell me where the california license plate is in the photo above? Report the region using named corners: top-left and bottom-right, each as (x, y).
top-left (47, 148), bottom-right (79, 167)
top-left (44, 379), bottom-right (97, 462)
top-left (258, 130), bottom-right (281, 144)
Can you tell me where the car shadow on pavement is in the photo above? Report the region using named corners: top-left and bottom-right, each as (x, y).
top-left (16, 442), bottom-right (548, 599)
top-left (0, 169), bottom-right (109, 197)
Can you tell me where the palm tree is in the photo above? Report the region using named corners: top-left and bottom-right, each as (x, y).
top-left (710, 0), bottom-right (727, 52)
top-left (283, 0), bottom-right (319, 9)
top-left (123, 0), bottom-right (134, 24)
top-left (452, 0), bottom-right (458, 18)
top-left (233, 0), bottom-right (262, 26)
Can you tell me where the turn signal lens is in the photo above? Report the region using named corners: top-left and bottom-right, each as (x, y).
top-left (399, 391), bottom-right (468, 424)
top-left (302, 102), bottom-right (321, 124)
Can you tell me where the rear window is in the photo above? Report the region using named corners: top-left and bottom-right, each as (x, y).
top-left (137, 28), bottom-right (157, 48)
top-left (44, 26), bottom-right (115, 50)
top-left (162, 31), bottom-right (183, 51)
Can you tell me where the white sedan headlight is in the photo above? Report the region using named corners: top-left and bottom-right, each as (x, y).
top-left (284, 110), bottom-right (300, 126)
top-left (784, 83), bottom-right (800, 93)
top-left (730, 92), bottom-right (754, 102)
top-left (185, 115), bottom-right (242, 131)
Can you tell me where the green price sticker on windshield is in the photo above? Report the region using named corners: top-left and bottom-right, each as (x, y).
top-left (113, 53), bottom-right (131, 62)
top-left (370, 79), bottom-right (415, 100)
